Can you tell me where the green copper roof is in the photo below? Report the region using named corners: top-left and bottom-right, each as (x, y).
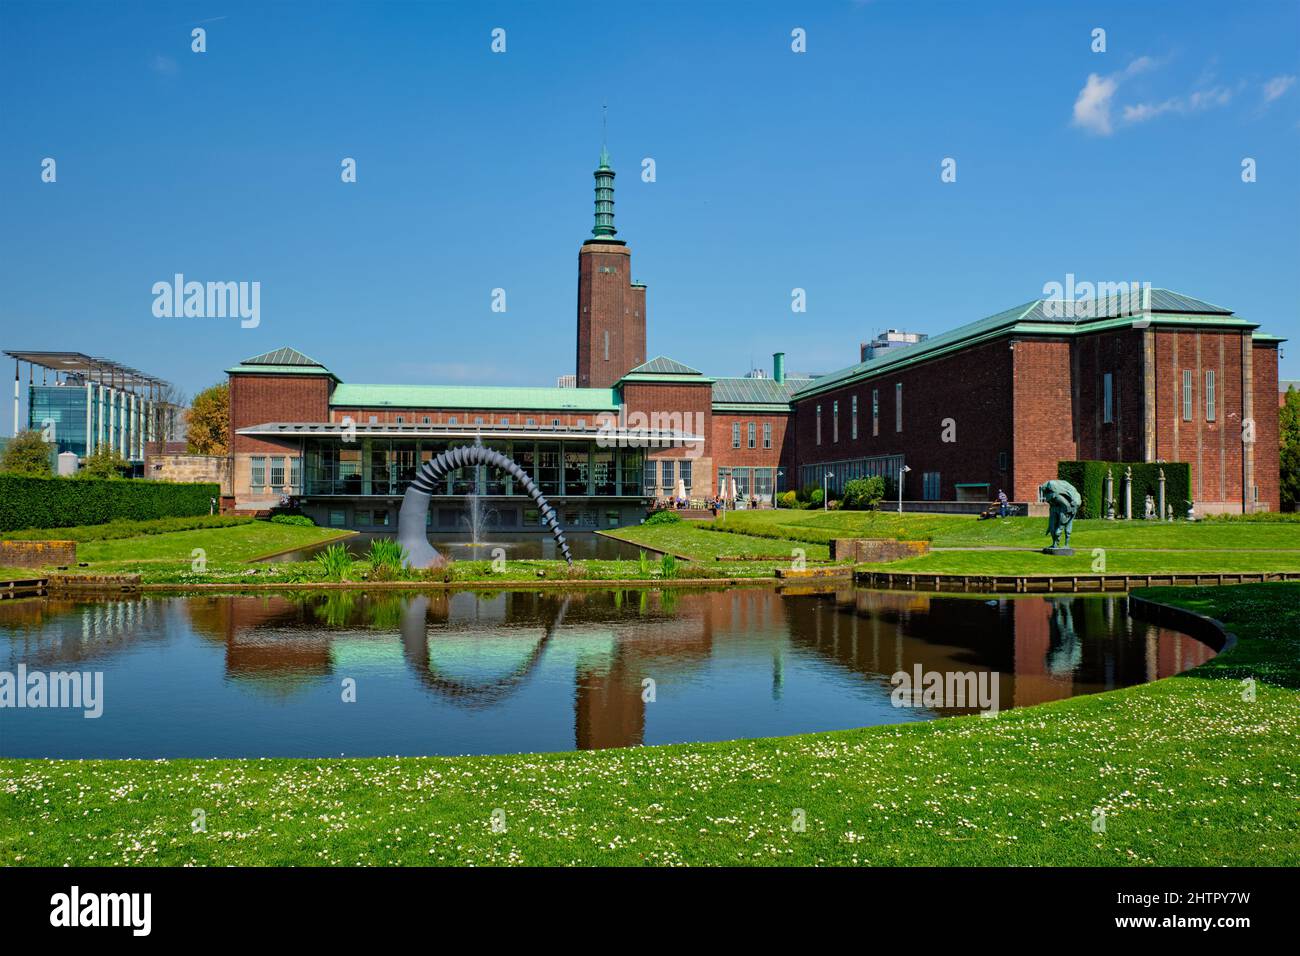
top-left (792, 288), bottom-right (1260, 402)
top-left (711, 376), bottom-right (813, 408)
top-left (330, 383), bottom-right (620, 412)
top-left (239, 346), bottom-right (328, 368)
top-left (628, 355), bottom-right (702, 375)
top-left (592, 147), bottom-right (617, 239)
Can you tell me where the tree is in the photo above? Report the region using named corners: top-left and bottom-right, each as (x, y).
top-left (1281, 386), bottom-right (1300, 512)
top-left (78, 443), bottom-right (131, 479)
top-left (186, 382), bottom-right (230, 455)
top-left (0, 429), bottom-right (53, 477)
top-left (842, 475), bottom-right (886, 510)
top-left (151, 383), bottom-right (190, 444)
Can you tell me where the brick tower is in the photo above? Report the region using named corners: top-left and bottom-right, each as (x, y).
top-left (576, 146), bottom-right (646, 388)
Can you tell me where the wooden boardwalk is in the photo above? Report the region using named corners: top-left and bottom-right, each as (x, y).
top-left (855, 569), bottom-right (1300, 594)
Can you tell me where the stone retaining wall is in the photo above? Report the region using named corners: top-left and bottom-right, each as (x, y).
top-left (830, 538), bottom-right (930, 562)
top-left (0, 539), bottom-right (76, 569)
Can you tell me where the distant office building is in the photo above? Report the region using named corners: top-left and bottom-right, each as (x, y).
top-left (4, 351), bottom-right (170, 463)
top-left (556, 374), bottom-right (577, 388)
top-left (861, 329), bottom-right (928, 362)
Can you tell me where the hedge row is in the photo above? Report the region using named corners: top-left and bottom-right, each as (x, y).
top-left (1057, 460), bottom-right (1192, 519)
top-left (0, 474), bottom-right (220, 532)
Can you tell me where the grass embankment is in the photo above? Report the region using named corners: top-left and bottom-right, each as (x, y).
top-left (625, 510), bottom-right (1300, 576)
top-left (604, 522), bottom-right (832, 562)
top-left (1, 516), bottom-right (354, 582)
top-left (2, 583), bottom-right (1296, 866)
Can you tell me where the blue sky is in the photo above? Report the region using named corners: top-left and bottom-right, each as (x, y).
top-left (1, 0), bottom-right (1297, 426)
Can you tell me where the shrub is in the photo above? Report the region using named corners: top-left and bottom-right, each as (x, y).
top-left (0, 474), bottom-right (220, 532)
top-left (842, 475), bottom-right (886, 510)
top-left (644, 509), bottom-right (683, 526)
top-left (0, 430), bottom-right (53, 477)
top-left (809, 488), bottom-right (825, 508)
top-left (76, 445), bottom-right (131, 480)
top-left (777, 490), bottom-right (798, 509)
top-left (313, 544), bottom-right (353, 581)
top-left (270, 514), bottom-right (315, 526)
top-left (1057, 461), bottom-right (1192, 519)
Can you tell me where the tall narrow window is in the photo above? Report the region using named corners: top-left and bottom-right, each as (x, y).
top-left (661, 459), bottom-right (674, 491)
top-left (1205, 369), bottom-right (1216, 422)
top-left (832, 401), bottom-right (839, 443)
top-left (895, 383), bottom-right (903, 432)
top-left (851, 395), bottom-right (858, 439)
top-left (747, 422), bottom-right (756, 448)
top-left (603, 330), bottom-right (609, 361)
top-left (816, 405), bottom-right (822, 445)
top-left (732, 422), bottom-right (741, 448)
top-left (1182, 369), bottom-right (1193, 421)
top-left (872, 389), bottom-right (879, 436)
top-left (250, 456), bottom-right (266, 491)
top-left (762, 422), bottom-right (772, 448)
top-left (1102, 373), bottom-right (1113, 424)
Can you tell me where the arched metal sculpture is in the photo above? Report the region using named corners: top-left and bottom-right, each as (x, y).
top-left (398, 443), bottom-right (573, 567)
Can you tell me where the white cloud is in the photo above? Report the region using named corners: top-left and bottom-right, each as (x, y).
top-left (1071, 58), bottom-right (1156, 136)
top-left (1263, 74), bottom-right (1296, 103)
top-left (1122, 85), bottom-right (1236, 125)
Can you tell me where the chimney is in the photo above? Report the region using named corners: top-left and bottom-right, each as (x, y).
top-left (773, 352), bottom-right (785, 384)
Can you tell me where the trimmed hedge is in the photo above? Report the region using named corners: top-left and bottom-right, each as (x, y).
top-left (1057, 460), bottom-right (1192, 519)
top-left (0, 474), bottom-right (220, 532)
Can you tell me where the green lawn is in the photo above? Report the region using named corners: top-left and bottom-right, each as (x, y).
top-left (0, 566), bottom-right (35, 582)
top-left (1, 583), bottom-right (1296, 866)
top-left (713, 508), bottom-right (1300, 550)
top-left (605, 522), bottom-right (832, 561)
top-left (7, 519), bottom-right (355, 581)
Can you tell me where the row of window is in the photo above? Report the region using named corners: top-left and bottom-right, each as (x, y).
top-left (1101, 370), bottom-right (1219, 425)
top-left (358, 414), bottom-right (586, 428)
top-left (815, 384), bottom-right (901, 445)
top-left (730, 421), bottom-right (773, 449)
top-left (250, 456), bottom-right (302, 495)
top-left (645, 459), bottom-right (694, 495)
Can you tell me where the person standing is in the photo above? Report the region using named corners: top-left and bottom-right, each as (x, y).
top-left (997, 488), bottom-right (1009, 519)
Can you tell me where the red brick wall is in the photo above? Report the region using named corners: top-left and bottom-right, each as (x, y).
top-left (229, 373), bottom-right (332, 454)
top-left (793, 338), bottom-right (1016, 500)
top-left (1072, 328), bottom-right (1145, 463)
top-left (621, 381), bottom-right (713, 460)
top-left (576, 242), bottom-right (645, 388)
top-left (1252, 341), bottom-right (1281, 511)
top-left (1012, 338), bottom-right (1076, 501)
top-left (711, 412), bottom-right (790, 474)
top-left (1151, 329), bottom-right (1259, 510)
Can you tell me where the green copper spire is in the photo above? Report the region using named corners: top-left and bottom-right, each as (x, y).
top-left (592, 147), bottom-right (617, 239)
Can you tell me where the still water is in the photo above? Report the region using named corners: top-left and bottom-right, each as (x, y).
top-left (0, 588), bottom-right (1214, 759)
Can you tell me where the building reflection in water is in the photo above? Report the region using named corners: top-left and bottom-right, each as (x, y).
top-left (0, 587), bottom-right (1217, 757)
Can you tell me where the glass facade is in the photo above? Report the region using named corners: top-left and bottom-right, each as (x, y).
top-left (801, 453), bottom-right (905, 497)
top-left (27, 384), bottom-right (151, 460)
top-left (300, 438), bottom-right (643, 499)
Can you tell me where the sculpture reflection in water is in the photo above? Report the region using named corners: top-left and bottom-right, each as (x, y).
top-left (398, 440), bottom-right (572, 568)
top-left (399, 594), bottom-right (571, 707)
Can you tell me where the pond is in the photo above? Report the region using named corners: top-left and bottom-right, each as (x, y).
top-left (0, 588), bottom-right (1215, 759)
top-left (266, 531), bottom-right (641, 563)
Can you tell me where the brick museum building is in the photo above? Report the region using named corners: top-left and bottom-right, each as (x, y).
top-left (223, 149), bottom-right (1283, 530)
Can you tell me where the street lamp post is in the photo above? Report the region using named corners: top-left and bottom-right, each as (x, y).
top-left (824, 471), bottom-right (833, 511)
top-left (776, 469), bottom-right (784, 508)
top-left (897, 464), bottom-right (911, 514)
